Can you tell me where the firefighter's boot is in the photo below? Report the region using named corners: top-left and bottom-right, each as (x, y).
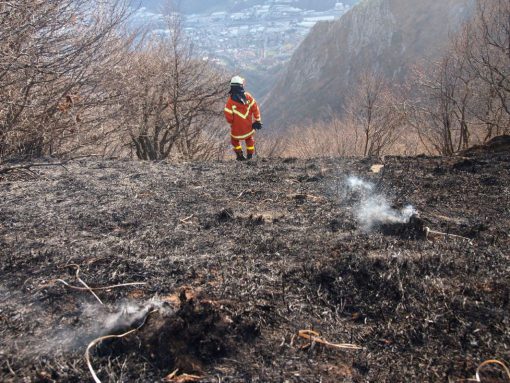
top-left (236, 152), bottom-right (246, 161)
top-left (247, 153), bottom-right (254, 160)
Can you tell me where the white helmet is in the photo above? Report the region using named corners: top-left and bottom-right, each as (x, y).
top-left (230, 75), bottom-right (245, 86)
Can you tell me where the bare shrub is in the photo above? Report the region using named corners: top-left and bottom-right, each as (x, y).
top-left (345, 71), bottom-right (405, 157)
top-left (407, 54), bottom-right (475, 155)
top-left (0, 2), bottom-right (228, 163)
top-left (283, 72), bottom-right (406, 159)
top-left (406, 0), bottom-right (510, 155)
top-left (0, 0), bottom-right (131, 161)
top-left (255, 134), bottom-right (288, 158)
top-left (462, 0), bottom-right (510, 138)
top-left (116, 16), bottom-right (228, 161)
top-left (284, 118), bottom-right (361, 158)
top-left (283, 0), bottom-right (509, 159)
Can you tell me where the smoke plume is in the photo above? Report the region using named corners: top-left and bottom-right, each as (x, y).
top-left (346, 176), bottom-right (416, 231)
top-left (7, 297), bottom-right (172, 357)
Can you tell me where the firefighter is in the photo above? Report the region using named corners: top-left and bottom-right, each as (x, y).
top-left (224, 76), bottom-right (263, 161)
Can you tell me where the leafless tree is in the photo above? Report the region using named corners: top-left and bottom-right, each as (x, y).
top-left (282, 74), bottom-right (407, 159)
top-left (118, 16), bottom-right (228, 161)
top-left (284, 116), bottom-right (371, 158)
top-left (461, 0), bottom-right (510, 138)
top-left (0, 0), bottom-right (131, 161)
top-left (345, 72), bottom-right (405, 157)
top-left (406, 0), bottom-right (509, 156)
top-left (407, 54), bottom-right (475, 155)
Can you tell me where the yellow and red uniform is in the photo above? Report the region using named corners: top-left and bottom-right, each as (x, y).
top-left (224, 92), bottom-right (261, 155)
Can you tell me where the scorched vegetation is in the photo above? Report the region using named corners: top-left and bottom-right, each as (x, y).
top-left (0, 148), bottom-right (509, 382)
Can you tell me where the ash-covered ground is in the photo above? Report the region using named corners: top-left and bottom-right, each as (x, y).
top-left (0, 153), bottom-right (509, 382)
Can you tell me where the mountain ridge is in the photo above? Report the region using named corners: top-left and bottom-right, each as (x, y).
top-left (262, 0), bottom-right (475, 129)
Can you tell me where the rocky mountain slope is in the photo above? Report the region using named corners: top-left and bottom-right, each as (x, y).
top-left (1, 151), bottom-right (509, 381)
top-left (263, 0), bottom-right (475, 130)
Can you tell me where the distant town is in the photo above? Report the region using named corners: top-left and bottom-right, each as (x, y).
top-left (134, 1), bottom-right (351, 70)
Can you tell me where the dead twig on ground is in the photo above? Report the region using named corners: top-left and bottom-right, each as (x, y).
top-left (5, 359), bottom-right (16, 376)
top-left (297, 330), bottom-right (362, 351)
top-left (180, 214), bottom-right (195, 224)
top-left (53, 279), bottom-right (147, 292)
top-left (288, 193), bottom-right (324, 202)
top-left (0, 162), bottom-right (68, 175)
top-left (425, 227), bottom-right (473, 244)
top-left (0, 155), bottom-right (106, 176)
top-left (475, 359), bottom-right (510, 382)
top-left (164, 369), bottom-right (203, 382)
top-left (237, 190), bottom-right (249, 199)
top-left (66, 264), bottom-right (104, 304)
top-left (50, 264), bottom-right (146, 304)
top-left (453, 359), bottom-right (510, 382)
top-left (85, 309), bottom-right (156, 383)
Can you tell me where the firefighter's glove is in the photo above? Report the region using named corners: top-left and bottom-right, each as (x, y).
top-left (253, 121), bottom-right (263, 130)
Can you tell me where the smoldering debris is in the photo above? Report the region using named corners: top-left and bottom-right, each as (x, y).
top-left (345, 176), bottom-right (418, 233)
top-left (356, 195), bottom-right (416, 231)
top-left (14, 299), bottom-right (174, 358)
top-left (88, 299), bottom-right (174, 337)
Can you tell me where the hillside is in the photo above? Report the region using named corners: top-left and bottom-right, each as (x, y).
top-left (1, 152), bottom-right (509, 382)
top-left (263, 0), bottom-right (475, 130)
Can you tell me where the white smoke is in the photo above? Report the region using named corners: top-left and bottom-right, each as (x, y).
top-left (346, 176), bottom-right (416, 231)
top-left (347, 176), bottom-right (375, 192)
top-left (9, 298), bottom-right (172, 357)
top-left (39, 301), bottom-right (156, 355)
top-left (87, 301), bottom-right (151, 335)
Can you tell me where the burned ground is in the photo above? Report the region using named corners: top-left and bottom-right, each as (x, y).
top-left (0, 153), bottom-right (509, 382)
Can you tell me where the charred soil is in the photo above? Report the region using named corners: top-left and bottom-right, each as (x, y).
top-left (0, 154), bottom-right (509, 382)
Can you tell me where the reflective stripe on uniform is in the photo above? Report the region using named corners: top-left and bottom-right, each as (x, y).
top-left (231, 130), bottom-right (255, 140)
top-left (232, 100), bottom-right (255, 119)
top-left (224, 107), bottom-right (233, 114)
top-left (233, 146), bottom-right (242, 150)
top-left (246, 146), bottom-right (255, 150)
